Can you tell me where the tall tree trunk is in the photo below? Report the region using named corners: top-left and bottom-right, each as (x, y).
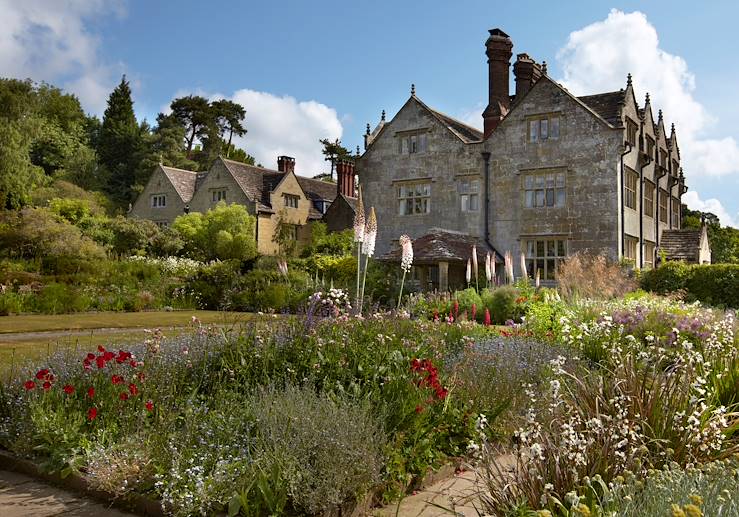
top-left (227, 127), bottom-right (233, 158)
top-left (186, 127), bottom-right (196, 158)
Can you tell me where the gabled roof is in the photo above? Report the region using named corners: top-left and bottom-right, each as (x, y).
top-left (160, 165), bottom-right (201, 203)
top-left (427, 107), bottom-right (483, 143)
top-left (380, 228), bottom-right (502, 264)
top-left (659, 229), bottom-right (702, 262)
top-left (577, 90), bottom-right (626, 127)
top-left (218, 157), bottom-right (337, 215)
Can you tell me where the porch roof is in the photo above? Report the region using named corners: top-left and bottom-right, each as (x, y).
top-left (379, 228), bottom-right (503, 265)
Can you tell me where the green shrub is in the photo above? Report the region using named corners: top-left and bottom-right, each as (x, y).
top-left (640, 262), bottom-right (739, 308)
top-left (32, 283), bottom-right (90, 314)
top-left (455, 287), bottom-right (483, 321)
top-left (482, 286), bottom-right (521, 324)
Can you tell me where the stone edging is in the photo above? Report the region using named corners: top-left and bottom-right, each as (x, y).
top-left (0, 449), bottom-right (164, 516)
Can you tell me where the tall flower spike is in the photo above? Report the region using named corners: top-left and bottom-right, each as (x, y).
top-left (485, 252), bottom-right (492, 282)
top-left (363, 207), bottom-right (377, 257)
top-left (535, 268), bottom-right (540, 289)
top-left (466, 258), bottom-right (471, 284)
top-left (400, 234), bottom-right (413, 273)
top-left (472, 245), bottom-right (478, 279)
top-left (520, 252), bottom-right (528, 279)
top-left (353, 188), bottom-right (365, 243)
top-left (491, 255), bottom-right (496, 281)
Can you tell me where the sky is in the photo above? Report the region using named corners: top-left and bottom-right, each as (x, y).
top-left (2, 0), bottom-right (738, 227)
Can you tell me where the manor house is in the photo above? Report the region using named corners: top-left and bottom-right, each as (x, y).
top-left (358, 28), bottom-right (709, 291)
top-left (130, 156), bottom-right (357, 255)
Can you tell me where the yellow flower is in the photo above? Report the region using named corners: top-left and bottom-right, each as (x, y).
top-left (684, 504), bottom-right (702, 517)
top-left (536, 511), bottom-right (552, 517)
top-left (689, 495), bottom-right (703, 506)
top-left (671, 504), bottom-right (686, 517)
top-left (575, 503), bottom-right (591, 516)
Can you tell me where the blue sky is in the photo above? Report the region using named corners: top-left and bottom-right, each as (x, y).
top-left (2, 0), bottom-right (738, 226)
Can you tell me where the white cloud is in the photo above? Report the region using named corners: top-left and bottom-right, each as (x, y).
top-left (0, 0), bottom-right (125, 114)
top-left (683, 191), bottom-right (738, 228)
top-left (556, 9), bottom-right (739, 179)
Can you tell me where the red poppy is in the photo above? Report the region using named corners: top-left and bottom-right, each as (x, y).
top-left (86, 353), bottom-right (96, 361)
top-left (87, 407), bottom-right (98, 421)
top-left (83, 360), bottom-right (92, 371)
top-left (119, 392), bottom-right (129, 401)
top-left (42, 381), bottom-right (52, 391)
top-left (97, 345), bottom-right (106, 353)
top-left (35, 369), bottom-right (49, 380)
top-left (145, 400), bottom-right (154, 412)
top-left (128, 383), bottom-right (138, 396)
top-left (63, 384), bottom-right (75, 395)
top-left (103, 351), bottom-right (115, 361)
top-left (95, 356), bottom-right (106, 369)
top-left (87, 387), bottom-right (95, 398)
top-left (111, 374), bottom-right (124, 385)
top-left (24, 380), bottom-right (35, 391)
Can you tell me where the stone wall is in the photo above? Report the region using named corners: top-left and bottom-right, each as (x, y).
top-left (129, 166), bottom-right (188, 225)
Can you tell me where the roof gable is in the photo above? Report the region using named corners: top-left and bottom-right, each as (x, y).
top-left (660, 229), bottom-right (702, 262)
top-left (160, 165), bottom-right (200, 203)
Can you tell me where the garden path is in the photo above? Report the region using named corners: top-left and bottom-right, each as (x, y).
top-left (0, 468), bottom-right (136, 516)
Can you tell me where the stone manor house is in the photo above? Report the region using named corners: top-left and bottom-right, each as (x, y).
top-left (359, 28), bottom-right (710, 291)
top-left (130, 156), bottom-right (357, 255)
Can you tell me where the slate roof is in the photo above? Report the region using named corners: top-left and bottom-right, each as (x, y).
top-left (577, 90), bottom-right (626, 127)
top-left (219, 157), bottom-right (337, 216)
top-left (659, 229), bottom-right (702, 262)
top-left (160, 165), bottom-right (201, 203)
top-left (380, 228), bottom-right (502, 264)
top-left (428, 108), bottom-right (484, 143)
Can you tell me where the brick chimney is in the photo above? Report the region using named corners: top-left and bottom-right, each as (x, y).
top-left (513, 53), bottom-right (541, 100)
top-left (277, 155), bottom-right (295, 174)
top-left (336, 159), bottom-right (356, 198)
top-left (482, 28), bottom-right (513, 138)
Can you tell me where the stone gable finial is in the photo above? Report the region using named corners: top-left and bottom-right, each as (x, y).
top-left (365, 123), bottom-right (370, 135)
top-left (381, 110), bottom-right (386, 122)
top-left (645, 92), bottom-right (650, 104)
top-left (541, 61), bottom-right (548, 75)
top-left (671, 122), bottom-right (676, 132)
top-left (627, 73), bottom-right (632, 87)
top-left (411, 83), bottom-right (416, 96)
top-left (356, 145), bottom-right (360, 156)
top-left (658, 109), bottom-right (663, 121)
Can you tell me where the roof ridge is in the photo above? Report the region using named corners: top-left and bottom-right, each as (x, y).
top-left (428, 108), bottom-right (484, 137)
top-left (160, 164), bottom-right (201, 174)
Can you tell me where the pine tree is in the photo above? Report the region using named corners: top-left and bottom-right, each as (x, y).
top-left (98, 76), bottom-right (141, 204)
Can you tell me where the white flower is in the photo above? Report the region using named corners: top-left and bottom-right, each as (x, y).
top-left (362, 207), bottom-right (377, 257)
top-left (466, 258), bottom-right (471, 284)
top-left (485, 252), bottom-right (492, 281)
top-left (399, 234), bottom-right (413, 273)
top-left (353, 188), bottom-right (365, 243)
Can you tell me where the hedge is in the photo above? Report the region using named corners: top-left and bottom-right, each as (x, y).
top-left (640, 262), bottom-right (739, 308)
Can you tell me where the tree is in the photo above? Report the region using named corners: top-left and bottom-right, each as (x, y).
top-left (170, 95), bottom-right (212, 158)
top-left (683, 206), bottom-right (739, 263)
top-left (98, 76), bottom-right (144, 204)
top-left (211, 99), bottom-right (247, 155)
top-left (172, 202), bottom-right (257, 261)
top-left (319, 138), bottom-right (351, 180)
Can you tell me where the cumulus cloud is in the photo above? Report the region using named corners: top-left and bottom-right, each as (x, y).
top-left (683, 191), bottom-right (738, 228)
top-left (557, 9), bottom-right (739, 179)
top-left (0, 0), bottom-right (125, 114)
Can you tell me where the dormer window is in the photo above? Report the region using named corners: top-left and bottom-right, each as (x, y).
top-left (284, 194), bottom-right (299, 208)
top-left (626, 119), bottom-right (638, 146)
top-left (528, 115), bottom-right (560, 143)
top-left (660, 149), bottom-right (668, 168)
top-left (211, 189), bottom-right (227, 203)
top-left (313, 199), bottom-right (329, 214)
top-left (398, 131), bottom-right (428, 154)
top-left (151, 194), bottom-right (166, 208)
top-left (646, 136), bottom-right (655, 159)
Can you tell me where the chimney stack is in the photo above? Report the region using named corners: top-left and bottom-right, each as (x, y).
top-left (277, 155), bottom-right (295, 174)
top-left (482, 28), bottom-right (513, 138)
top-left (336, 159), bottom-right (356, 198)
top-left (513, 53), bottom-right (541, 100)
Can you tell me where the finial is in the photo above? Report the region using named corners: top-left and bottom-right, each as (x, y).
top-left (356, 145), bottom-right (360, 156)
top-left (627, 73), bottom-right (632, 86)
top-left (411, 83), bottom-right (416, 96)
top-left (541, 61), bottom-right (548, 75)
top-left (658, 109), bottom-right (663, 120)
top-left (381, 110), bottom-right (386, 122)
top-left (671, 122), bottom-right (675, 132)
top-left (365, 123), bottom-right (370, 135)
top-left (645, 92), bottom-right (650, 104)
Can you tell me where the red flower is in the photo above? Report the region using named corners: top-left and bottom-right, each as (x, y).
top-left (87, 407), bottom-right (98, 421)
top-left (111, 374), bottom-right (124, 385)
top-left (42, 381), bottom-right (52, 391)
top-left (86, 353), bottom-right (96, 361)
top-left (24, 380), bottom-right (35, 391)
top-left (453, 300), bottom-right (460, 319)
top-left (119, 392), bottom-right (129, 401)
top-left (484, 308), bottom-right (491, 326)
top-left (103, 351), bottom-right (115, 361)
top-left (63, 384), bottom-right (75, 395)
top-left (130, 360), bottom-right (138, 368)
top-left (35, 369), bottom-right (49, 380)
top-left (145, 400), bottom-right (154, 412)
top-left (97, 345), bottom-right (106, 353)
top-left (87, 387), bottom-right (95, 399)
top-left (471, 303), bottom-right (477, 322)
top-left (128, 383), bottom-right (138, 396)
top-left (415, 405), bottom-right (424, 414)
top-left (83, 359), bottom-right (92, 370)
top-left (95, 356), bottom-right (106, 369)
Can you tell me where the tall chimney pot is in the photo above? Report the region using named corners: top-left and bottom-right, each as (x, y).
top-left (482, 28), bottom-right (513, 138)
top-left (277, 155), bottom-right (295, 174)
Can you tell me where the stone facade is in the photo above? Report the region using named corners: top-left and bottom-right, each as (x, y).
top-left (130, 156), bottom-right (355, 255)
top-left (358, 27), bottom-right (696, 285)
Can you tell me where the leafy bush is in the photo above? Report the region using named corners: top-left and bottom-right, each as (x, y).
top-left (455, 287), bottom-right (483, 321)
top-left (482, 286), bottom-right (522, 324)
top-left (641, 262), bottom-right (739, 308)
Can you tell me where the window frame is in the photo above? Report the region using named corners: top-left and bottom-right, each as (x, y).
top-left (397, 182), bottom-right (431, 216)
top-left (626, 119), bottom-right (638, 146)
top-left (522, 170), bottom-right (566, 209)
top-left (151, 194), bottom-right (166, 208)
top-left (624, 168), bottom-right (638, 210)
top-left (283, 193), bottom-right (300, 209)
top-left (644, 241), bottom-right (655, 269)
top-left (459, 177), bottom-right (480, 212)
top-left (659, 189), bottom-right (668, 223)
top-left (671, 196), bottom-right (680, 227)
top-left (211, 189), bottom-right (227, 203)
top-left (397, 130), bottom-right (429, 155)
top-left (523, 238), bottom-right (567, 282)
top-left (643, 180), bottom-right (655, 218)
top-left (527, 114), bottom-right (560, 143)
top-left (624, 235), bottom-right (638, 262)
